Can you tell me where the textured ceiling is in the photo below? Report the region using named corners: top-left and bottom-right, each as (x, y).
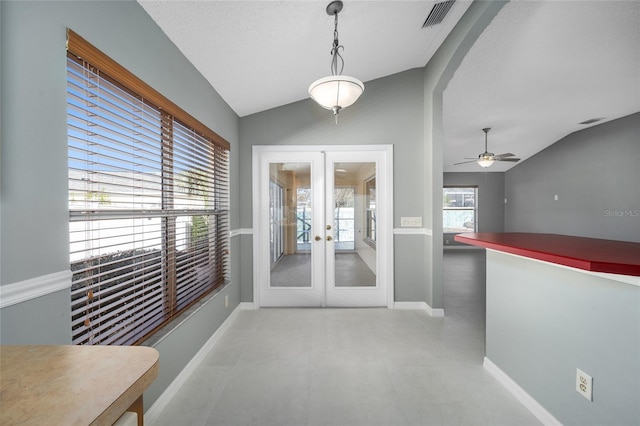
top-left (138, 0), bottom-right (640, 171)
top-left (137, 0), bottom-right (471, 117)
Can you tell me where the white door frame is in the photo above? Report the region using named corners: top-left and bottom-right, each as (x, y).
top-left (252, 145), bottom-right (394, 308)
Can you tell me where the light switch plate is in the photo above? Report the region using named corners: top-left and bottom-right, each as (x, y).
top-left (400, 217), bottom-right (422, 227)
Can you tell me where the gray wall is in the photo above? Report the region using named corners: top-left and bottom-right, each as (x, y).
top-left (239, 69), bottom-right (428, 302)
top-left (422, 0), bottom-right (507, 308)
top-left (505, 113), bottom-right (640, 242)
top-left (0, 0), bottom-right (240, 407)
top-left (443, 172), bottom-right (505, 246)
top-left (486, 250), bottom-right (639, 425)
top-left (236, 0), bottom-right (506, 309)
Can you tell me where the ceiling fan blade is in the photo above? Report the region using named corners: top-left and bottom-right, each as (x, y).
top-left (494, 153), bottom-right (515, 158)
top-left (453, 160), bottom-right (478, 165)
top-left (495, 157), bottom-right (521, 162)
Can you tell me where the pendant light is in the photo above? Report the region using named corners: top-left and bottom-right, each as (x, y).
top-left (308, 1), bottom-right (364, 123)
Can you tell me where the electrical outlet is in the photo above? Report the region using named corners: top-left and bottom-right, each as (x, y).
top-left (400, 217), bottom-right (422, 227)
top-left (224, 294), bottom-right (229, 308)
top-left (576, 368), bottom-right (593, 401)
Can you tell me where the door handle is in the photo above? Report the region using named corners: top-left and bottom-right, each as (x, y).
top-left (326, 236), bottom-right (333, 241)
top-left (315, 235), bottom-right (322, 241)
top-left (326, 225), bottom-right (332, 230)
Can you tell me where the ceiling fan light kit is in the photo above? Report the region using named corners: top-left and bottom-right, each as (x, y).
top-left (477, 155), bottom-right (495, 168)
top-left (454, 127), bottom-right (521, 168)
top-left (308, 1), bottom-right (364, 123)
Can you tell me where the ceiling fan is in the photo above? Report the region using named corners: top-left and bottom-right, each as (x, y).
top-left (454, 128), bottom-right (520, 168)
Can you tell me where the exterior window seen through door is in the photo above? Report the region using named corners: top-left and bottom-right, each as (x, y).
top-left (365, 176), bottom-right (376, 247)
top-left (334, 187), bottom-right (355, 251)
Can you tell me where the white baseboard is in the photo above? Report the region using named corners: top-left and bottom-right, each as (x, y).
top-left (483, 357), bottom-right (562, 426)
top-left (144, 305), bottom-right (241, 424)
top-left (239, 302), bottom-right (258, 310)
top-left (426, 305), bottom-right (444, 317)
top-left (393, 301), bottom-right (427, 310)
top-left (393, 301), bottom-right (444, 317)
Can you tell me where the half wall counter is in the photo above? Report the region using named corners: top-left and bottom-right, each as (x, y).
top-left (455, 232), bottom-right (640, 426)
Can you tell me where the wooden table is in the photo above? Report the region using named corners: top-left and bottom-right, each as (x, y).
top-left (0, 345), bottom-right (159, 426)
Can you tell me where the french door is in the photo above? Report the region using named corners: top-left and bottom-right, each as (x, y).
top-left (252, 145), bottom-right (393, 307)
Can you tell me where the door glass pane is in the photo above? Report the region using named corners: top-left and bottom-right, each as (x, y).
top-left (334, 162), bottom-right (376, 287)
top-left (269, 162), bottom-right (312, 288)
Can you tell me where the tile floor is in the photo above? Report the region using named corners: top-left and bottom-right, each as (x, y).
top-left (150, 250), bottom-right (541, 426)
top-left (271, 253), bottom-right (376, 288)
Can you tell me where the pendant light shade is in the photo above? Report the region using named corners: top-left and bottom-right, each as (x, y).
top-left (308, 75), bottom-right (364, 115)
top-left (309, 1), bottom-right (364, 123)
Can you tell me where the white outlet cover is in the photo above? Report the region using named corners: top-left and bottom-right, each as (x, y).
top-left (576, 368), bottom-right (593, 401)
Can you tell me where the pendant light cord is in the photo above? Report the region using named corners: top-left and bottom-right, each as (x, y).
top-left (308, 1), bottom-right (364, 124)
top-left (330, 11), bottom-right (345, 76)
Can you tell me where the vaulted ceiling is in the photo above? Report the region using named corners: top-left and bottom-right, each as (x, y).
top-left (138, 0), bottom-right (640, 172)
top-left (442, 0), bottom-right (640, 172)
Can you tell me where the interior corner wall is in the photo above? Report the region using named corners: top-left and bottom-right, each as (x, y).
top-left (239, 69), bottom-right (427, 303)
top-left (443, 172), bottom-right (505, 246)
top-left (505, 112), bottom-right (640, 242)
top-left (0, 0), bottom-right (240, 408)
top-left (422, 0), bottom-right (508, 309)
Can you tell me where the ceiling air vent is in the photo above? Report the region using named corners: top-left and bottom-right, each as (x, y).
top-left (422, 0), bottom-right (456, 28)
top-left (579, 117), bottom-right (605, 125)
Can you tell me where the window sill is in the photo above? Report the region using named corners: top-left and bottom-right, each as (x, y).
top-left (141, 281), bottom-right (231, 348)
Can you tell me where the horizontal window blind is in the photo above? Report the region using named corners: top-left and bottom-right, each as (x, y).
top-left (68, 30), bottom-right (229, 346)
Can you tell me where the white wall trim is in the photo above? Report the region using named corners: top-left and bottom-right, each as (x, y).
top-left (144, 305), bottom-right (241, 424)
top-left (0, 270), bottom-right (72, 309)
top-left (393, 228), bottom-right (433, 236)
top-left (483, 357), bottom-right (562, 426)
top-left (393, 301), bottom-right (444, 317)
top-left (239, 302), bottom-right (258, 310)
top-left (230, 228), bottom-right (253, 238)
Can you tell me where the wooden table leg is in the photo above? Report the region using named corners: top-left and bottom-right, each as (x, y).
top-left (127, 395), bottom-right (144, 426)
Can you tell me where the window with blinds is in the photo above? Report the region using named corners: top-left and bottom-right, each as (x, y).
top-left (67, 30), bottom-right (230, 346)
